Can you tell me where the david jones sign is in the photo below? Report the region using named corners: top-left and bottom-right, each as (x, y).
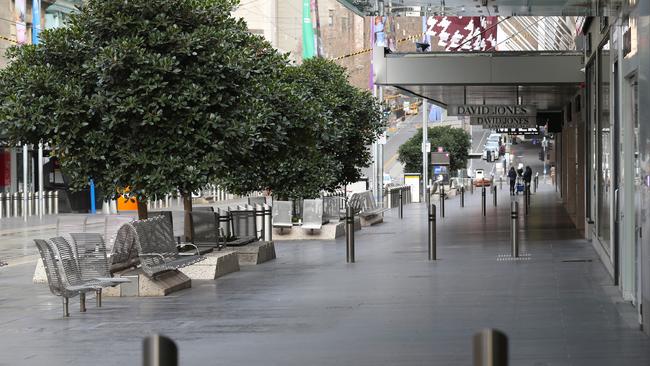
top-left (447, 104), bottom-right (537, 128)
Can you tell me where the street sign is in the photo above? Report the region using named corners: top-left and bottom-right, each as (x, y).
top-left (447, 104), bottom-right (536, 117)
top-left (430, 152), bottom-right (450, 165)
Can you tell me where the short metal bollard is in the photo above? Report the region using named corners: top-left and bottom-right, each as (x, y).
top-left (499, 177), bottom-right (503, 190)
top-left (53, 191), bottom-right (59, 214)
top-left (428, 204), bottom-right (437, 261)
top-left (346, 205), bottom-right (355, 263)
top-left (481, 186), bottom-right (486, 217)
top-left (511, 201), bottom-right (519, 257)
top-left (460, 186), bottom-right (465, 207)
top-left (470, 180), bottom-right (474, 194)
top-left (473, 328), bottom-right (508, 366)
top-left (398, 189), bottom-right (404, 219)
top-left (143, 334), bottom-right (178, 366)
top-left (493, 185), bottom-right (497, 206)
top-left (439, 185), bottom-right (445, 218)
top-left (4, 192), bottom-right (11, 218)
top-left (48, 191), bottom-right (54, 215)
top-left (13, 192), bottom-right (20, 218)
top-left (0, 193), bottom-right (4, 219)
top-left (27, 192), bottom-right (33, 216)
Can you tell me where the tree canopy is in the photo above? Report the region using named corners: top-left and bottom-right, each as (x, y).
top-left (398, 125), bottom-right (471, 174)
top-left (0, 0), bottom-right (286, 209)
top-left (0, 0), bottom-right (385, 211)
top-left (218, 58), bottom-right (385, 199)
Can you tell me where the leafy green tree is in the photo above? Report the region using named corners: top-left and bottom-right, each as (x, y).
top-left (218, 58), bottom-right (385, 199)
top-left (398, 125), bottom-right (471, 174)
top-left (0, 0), bottom-right (287, 221)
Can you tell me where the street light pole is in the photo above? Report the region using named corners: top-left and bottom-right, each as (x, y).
top-left (422, 99), bottom-right (428, 199)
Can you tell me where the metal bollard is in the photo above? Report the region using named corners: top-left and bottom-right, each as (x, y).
top-left (493, 185), bottom-right (497, 206)
top-left (263, 204), bottom-right (273, 242)
top-left (53, 191), bottom-right (59, 214)
top-left (48, 191), bottom-right (54, 215)
top-left (439, 185), bottom-right (445, 218)
top-left (511, 201), bottom-right (519, 258)
top-left (398, 189), bottom-right (403, 219)
top-left (499, 177), bottom-right (503, 190)
top-left (27, 192), bottom-right (33, 216)
top-left (346, 205), bottom-right (355, 263)
top-left (13, 192), bottom-right (20, 217)
top-left (470, 180), bottom-right (474, 194)
top-left (473, 328), bottom-right (508, 366)
top-left (0, 193), bottom-right (4, 219)
top-left (143, 334), bottom-right (178, 366)
top-left (4, 192), bottom-right (11, 218)
top-left (428, 204), bottom-right (437, 260)
top-left (460, 186), bottom-right (465, 207)
top-left (481, 186), bottom-right (486, 217)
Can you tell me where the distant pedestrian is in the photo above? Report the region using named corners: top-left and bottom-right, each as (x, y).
top-left (524, 166), bottom-right (533, 194)
top-left (508, 167), bottom-right (517, 195)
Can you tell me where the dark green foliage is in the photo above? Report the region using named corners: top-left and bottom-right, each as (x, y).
top-left (398, 125), bottom-right (471, 173)
top-left (218, 58), bottom-right (385, 199)
top-left (0, 0), bottom-right (287, 201)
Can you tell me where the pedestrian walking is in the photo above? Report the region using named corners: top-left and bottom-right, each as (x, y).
top-left (524, 166), bottom-right (533, 195)
top-left (508, 167), bottom-right (517, 195)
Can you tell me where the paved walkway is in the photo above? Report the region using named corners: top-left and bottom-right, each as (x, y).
top-left (1, 178), bottom-right (648, 365)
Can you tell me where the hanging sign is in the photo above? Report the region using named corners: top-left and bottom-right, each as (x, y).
top-left (470, 116), bottom-right (537, 128)
top-left (447, 105), bottom-right (536, 117)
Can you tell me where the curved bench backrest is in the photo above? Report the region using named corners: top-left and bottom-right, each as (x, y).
top-left (34, 239), bottom-right (64, 297)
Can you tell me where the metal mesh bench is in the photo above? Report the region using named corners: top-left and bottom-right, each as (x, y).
top-left (188, 211), bottom-right (225, 249)
top-left (349, 191), bottom-right (388, 218)
top-left (272, 200), bottom-right (293, 229)
top-left (109, 222), bottom-right (141, 273)
top-left (215, 208), bottom-right (256, 247)
top-left (302, 199), bottom-right (327, 230)
top-left (131, 216), bottom-right (206, 278)
top-left (34, 239), bottom-right (99, 317)
top-left (229, 206), bottom-right (260, 245)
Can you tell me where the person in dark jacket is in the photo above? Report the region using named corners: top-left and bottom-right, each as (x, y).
top-left (508, 167), bottom-right (517, 195)
top-left (523, 166), bottom-right (533, 194)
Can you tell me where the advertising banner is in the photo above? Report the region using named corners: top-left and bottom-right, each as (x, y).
top-left (425, 16), bottom-right (497, 51)
top-left (15, 0), bottom-right (27, 44)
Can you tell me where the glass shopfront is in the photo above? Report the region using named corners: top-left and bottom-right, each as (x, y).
top-left (597, 38), bottom-right (612, 254)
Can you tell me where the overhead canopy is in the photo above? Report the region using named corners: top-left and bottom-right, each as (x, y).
top-left (373, 49), bottom-right (583, 110)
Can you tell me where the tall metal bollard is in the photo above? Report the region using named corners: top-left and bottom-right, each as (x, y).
top-left (263, 204), bottom-right (273, 242)
top-left (428, 204), bottom-right (437, 261)
top-left (473, 329), bottom-right (508, 366)
top-left (346, 205), bottom-right (355, 263)
top-left (143, 334), bottom-right (178, 366)
top-left (439, 185), bottom-right (445, 218)
top-left (493, 185), bottom-right (497, 206)
top-left (460, 186), bottom-right (465, 207)
top-left (398, 189), bottom-right (404, 219)
top-left (53, 191), bottom-right (59, 214)
top-left (511, 201), bottom-right (519, 258)
top-left (481, 186), bottom-right (486, 217)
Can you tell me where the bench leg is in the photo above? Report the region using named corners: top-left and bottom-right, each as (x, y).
top-left (63, 297), bottom-right (69, 318)
top-left (80, 293), bottom-right (86, 313)
top-left (96, 289), bottom-right (102, 308)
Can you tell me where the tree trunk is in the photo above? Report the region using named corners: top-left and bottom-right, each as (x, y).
top-left (183, 194), bottom-right (193, 243)
top-left (137, 199), bottom-right (148, 220)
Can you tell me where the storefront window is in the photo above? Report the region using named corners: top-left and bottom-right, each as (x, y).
top-left (597, 38), bottom-right (611, 252)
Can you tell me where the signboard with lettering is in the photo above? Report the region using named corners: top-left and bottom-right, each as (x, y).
top-left (470, 116), bottom-right (536, 128)
top-left (496, 127), bottom-right (540, 135)
top-left (447, 105), bottom-right (536, 117)
top-left (430, 152), bottom-right (450, 165)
